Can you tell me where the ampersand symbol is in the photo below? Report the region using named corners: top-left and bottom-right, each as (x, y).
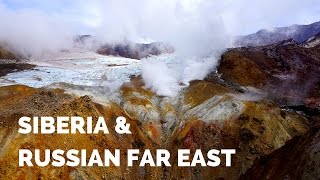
top-left (115, 116), bottom-right (132, 134)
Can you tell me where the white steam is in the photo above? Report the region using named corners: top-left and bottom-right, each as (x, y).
top-left (135, 0), bottom-right (232, 96)
top-left (0, 2), bottom-right (74, 57)
top-left (142, 59), bottom-right (180, 97)
top-left (142, 55), bottom-right (223, 96)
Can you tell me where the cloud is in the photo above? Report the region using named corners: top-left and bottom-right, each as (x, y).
top-left (2, 0), bottom-right (320, 36)
top-left (221, 0), bottom-right (320, 35)
top-left (1, 0), bottom-right (319, 52)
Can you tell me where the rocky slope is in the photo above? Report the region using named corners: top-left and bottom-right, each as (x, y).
top-left (0, 34), bottom-right (319, 179)
top-left (0, 85), bottom-right (161, 179)
top-left (0, 76), bottom-right (316, 179)
top-left (120, 78), bottom-right (314, 179)
top-left (235, 21), bottom-right (320, 46)
top-left (241, 123), bottom-right (320, 179)
top-left (213, 38), bottom-right (320, 110)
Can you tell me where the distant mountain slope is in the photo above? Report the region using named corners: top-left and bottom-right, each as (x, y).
top-left (235, 21), bottom-right (320, 47)
top-left (96, 42), bottom-right (174, 60)
top-left (73, 35), bottom-right (175, 59)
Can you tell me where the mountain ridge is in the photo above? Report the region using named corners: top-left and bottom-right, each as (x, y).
top-left (235, 20), bottom-right (320, 47)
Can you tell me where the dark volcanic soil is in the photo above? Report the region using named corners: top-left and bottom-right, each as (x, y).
top-left (0, 47), bottom-right (34, 77)
top-left (0, 61), bottom-right (35, 77)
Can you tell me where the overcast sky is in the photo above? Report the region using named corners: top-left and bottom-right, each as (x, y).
top-left (1, 0), bottom-right (319, 36)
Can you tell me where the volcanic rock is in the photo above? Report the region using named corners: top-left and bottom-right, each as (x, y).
top-left (215, 39), bottom-right (320, 109)
top-left (97, 42), bottom-right (174, 59)
top-left (241, 123), bottom-right (320, 179)
top-left (1, 36), bottom-right (320, 179)
top-left (0, 75), bottom-right (315, 179)
top-left (0, 85), bottom-right (161, 179)
top-left (118, 78), bottom-right (313, 179)
top-left (0, 59), bottom-right (35, 77)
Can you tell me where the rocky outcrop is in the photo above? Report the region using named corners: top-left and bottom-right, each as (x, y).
top-left (0, 59), bottom-right (35, 77)
top-left (119, 78), bottom-right (313, 179)
top-left (215, 39), bottom-right (320, 109)
top-left (304, 32), bottom-right (320, 48)
top-left (166, 100), bottom-right (311, 179)
top-left (0, 85), bottom-right (161, 179)
top-left (241, 123), bottom-right (320, 180)
top-left (97, 42), bottom-right (174, 59)
top-left (0, 77), bottom-right (315, 179)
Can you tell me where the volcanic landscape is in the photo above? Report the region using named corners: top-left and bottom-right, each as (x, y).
top-left (0, 22), bottom-right (319, 179)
